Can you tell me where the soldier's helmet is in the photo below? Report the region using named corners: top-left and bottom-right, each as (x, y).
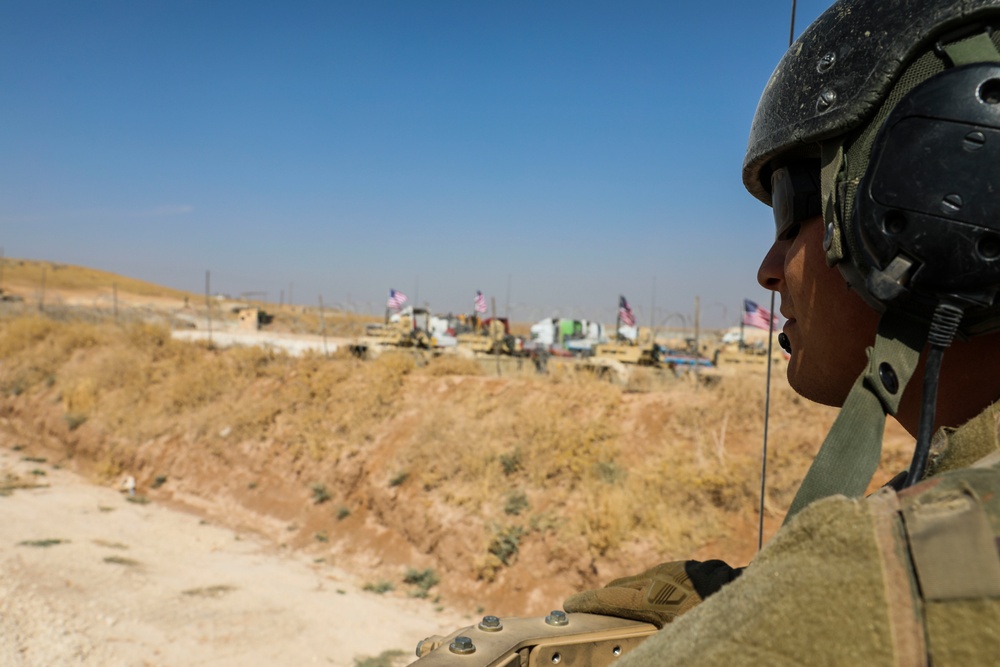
top-left (743, 0), bottom-right (1000, 336)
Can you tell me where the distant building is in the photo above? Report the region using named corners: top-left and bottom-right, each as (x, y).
top-left (238, 308), bottom-right (261, 331)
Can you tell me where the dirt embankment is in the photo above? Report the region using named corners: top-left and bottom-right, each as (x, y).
top-left (0, 317), bottom-right (916, 622)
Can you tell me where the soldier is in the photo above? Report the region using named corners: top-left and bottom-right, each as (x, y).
top-left (565, 0), bottom-right (1000, 663)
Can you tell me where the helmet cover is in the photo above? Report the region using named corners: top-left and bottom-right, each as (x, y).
top-left (743, 0), bottom-right (1000, 204)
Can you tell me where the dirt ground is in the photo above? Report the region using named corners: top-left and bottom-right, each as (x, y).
top-left (0, 439), bottom-right (467, 667)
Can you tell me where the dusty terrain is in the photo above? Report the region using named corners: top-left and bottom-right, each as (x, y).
top-left (0, 441), bottom-right (466, 666)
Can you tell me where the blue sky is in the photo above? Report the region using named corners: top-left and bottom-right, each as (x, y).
top-left (1, 1), bottom-right (831, 328)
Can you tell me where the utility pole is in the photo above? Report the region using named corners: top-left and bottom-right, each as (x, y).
top-left (505, 273), bottom-right (511, 319)
top-left (650, 276), bottom-right (657, 345)
top-left (319, 295), bottom-right (329, 357)
top-left (38, 266), bottom-right (46, 312)
top-left (694, 295), bottom-right (701, 386)
top-left (492, 297), bottom-right (500, 377)
top-left (205, 270), bottom-right (213, 345)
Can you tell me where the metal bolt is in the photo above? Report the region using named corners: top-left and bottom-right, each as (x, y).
top-left (964, 131), bottom-right (987, 151)
top-left (978, 234), bottom-right (1000, 259)
top-left (613, 646), bottom-right (623, 656)
top-left (449, 636), bottom-right (476, 655)
top-left (551, 653), bottom-right (562, 664)
top-left (545, 610), bottom-right (569, 626)
top-left (879, 363), bottom-right (899, 395)
top-left (883, 211), bottom-right (907, 235)
top-left (817, 51), bottom-right (836, 73)
top-left (478, 615), bottom-right (503, 632)
top-left (941, 193), bottom-right (964, 213)
top-left (823, 222), bottom-right (836, 251)
top-left (816, 88), bottom-right (837, 112)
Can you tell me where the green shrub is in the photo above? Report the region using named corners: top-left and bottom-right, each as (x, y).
top-left (362, 580), bottom-right (394, 594)
top-left (18, 538), bottom-right (67, 548)
top-left (63, 412), bottom-right (87, 431)
top-left (488, 526), bottom-right (524, 566)
top-left (503, 490), bottom-right (529, 516)
top-left (311, 483), bottom-right (331, 504)
top-left (499, 450), bottom-right (522, 476)
top-left (403, 567), bottom-right (439, 598)
top-left (595, 460), bottom-right (626, 484)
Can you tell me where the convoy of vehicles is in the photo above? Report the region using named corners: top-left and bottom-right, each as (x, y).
top-left (342, 297), bottom-right (782, 383)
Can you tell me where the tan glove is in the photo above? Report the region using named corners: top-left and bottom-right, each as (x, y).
top-left (564, 559), bottom-right (742, 628)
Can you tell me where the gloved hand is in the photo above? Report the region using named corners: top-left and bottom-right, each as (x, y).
top-left (563, 559), bottom-right (742, 628)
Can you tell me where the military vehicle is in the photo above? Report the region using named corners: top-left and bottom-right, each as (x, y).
top-left (455, 316), bottom-right (522, 356)
top-left (349, 306), bottom-right (436, 358)
top-left (709, 338), bottom-right (787, 372)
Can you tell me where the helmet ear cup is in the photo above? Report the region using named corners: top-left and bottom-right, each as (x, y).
top-left (850, 64), bottom-right (1000, 332)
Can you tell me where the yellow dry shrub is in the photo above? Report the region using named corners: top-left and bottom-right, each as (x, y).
top-left (372, 350), bottom-right (416, 377)
top-left (63, 377), bottom-right (99, 415)
top-left (575, 486), bottom-right (637, 557)
top-left (514, 384), bottom-right (621, 486)
top-left (162, 348), bottom-right (234, 414)
top-left (408, 408), bottom-right (509, 498)
top-left (88, 345), bottom-right (150, 394)
top-left (684, 466), bottom-right (755, 512)
top-left (126, 321), bottom-right (171, 352)
top-left (0, 316), bottom-right (111, 396)
top-left (420, 355), bottom-right (484, 377)
top-left (0, 315), bottom-right (60, 357)
top-left (48, 320), bottom-right (106, 355)
top-left (226, 344), bottom-right (284, 379)
top-left (264, 351), bottom-right (414, 461)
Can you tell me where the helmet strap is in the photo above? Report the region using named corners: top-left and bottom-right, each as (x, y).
top-left (938, 29), bottom-right (1000, 66)
top-left (783, 310), bottom-right (928, 523)
top-left (820, 140), bottom-right (845, 267)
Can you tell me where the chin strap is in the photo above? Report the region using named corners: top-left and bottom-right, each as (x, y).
top-left (784, 311), bottom-right (928, 524)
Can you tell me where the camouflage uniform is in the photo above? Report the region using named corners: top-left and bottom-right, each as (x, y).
top-left (618, 403), bottom-right (1000, 666)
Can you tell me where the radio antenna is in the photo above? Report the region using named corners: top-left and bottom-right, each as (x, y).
top-left (759, 0), bottom-right (797, 553)
top-left (758, 292), bottom-right (777, 550)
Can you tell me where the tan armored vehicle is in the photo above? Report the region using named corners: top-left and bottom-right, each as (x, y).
top-left (456, 316), bottom-right (520, 356)
top-left (349, 306), bottom-right (436, 358)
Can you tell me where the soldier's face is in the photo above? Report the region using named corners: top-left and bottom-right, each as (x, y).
top-left (756, 216), bottom-right (880, 407)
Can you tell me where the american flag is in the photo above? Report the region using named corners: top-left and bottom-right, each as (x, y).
top-left (474, 290), bottom-right (488, 314)
top-left (743, 298), bottom-right (780, 330)
top-left (618, 295), bottom-right (636, 327)
top-left (387, 289), bottom-right (408, 310)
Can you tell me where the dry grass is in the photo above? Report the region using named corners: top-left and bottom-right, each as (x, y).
top-left (2, 258), bottom-right (194, 300)
top-left (0, 308), bottom-right (915, 609)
